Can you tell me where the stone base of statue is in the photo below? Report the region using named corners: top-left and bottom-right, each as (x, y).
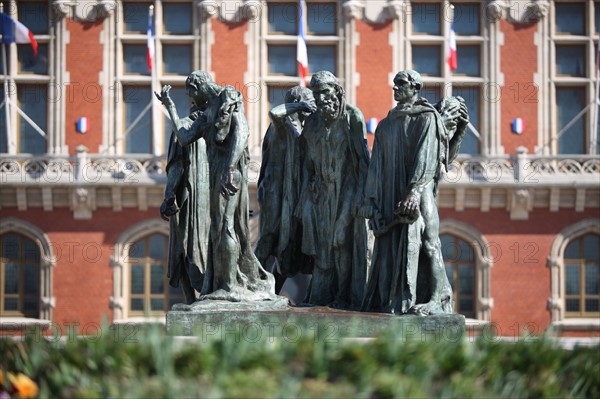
top-left (166, 301), bottom-right (466, 341)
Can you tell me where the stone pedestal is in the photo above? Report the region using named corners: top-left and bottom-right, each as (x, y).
top-left (167, 300), bottom-right (466, 342)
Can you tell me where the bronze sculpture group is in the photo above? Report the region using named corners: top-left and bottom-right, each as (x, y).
top-left (156, 69), bottom-right (468, 316)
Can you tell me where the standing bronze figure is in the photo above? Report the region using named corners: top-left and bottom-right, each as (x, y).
top-left (157, 71), bottom-right (275, 303)
top-left (296, 71), bottom-right (370, 309)
top-left (360, 70), bottom-right (468, 315)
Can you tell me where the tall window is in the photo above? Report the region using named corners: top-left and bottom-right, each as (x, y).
top-left (409, 1), bottom-right (483, 155)
top-left (0, 1), bottom-right (50, 154)
top-left (441, 233), bottom-right (475, 318)
top-left (552, 1), bottom-right (600, 154)
top-left (0, 233), bottom-right (41, 318)
top-left (128, 233), bottom-right (183, 315)
top-left (262, 1), bottom-right (339, 131)
top-left (564, 233), bottom-right (600, 317)
top-left (118, 1), bottom-right (198, 155)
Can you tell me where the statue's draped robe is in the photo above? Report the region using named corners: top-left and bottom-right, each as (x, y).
top-left (170, 86), bottom-right (274, 301)
top-left (297, 104), bottom-right (369, 307)
top-left (166, 114), bottom-right (210, 296)
top-left (362, 100), bottom-right (453, 314)
top-left (256, 118), bottom-right (310, 277)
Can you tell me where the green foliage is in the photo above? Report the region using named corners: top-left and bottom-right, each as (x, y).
top-left (1, 324), bottom-right (599, 399)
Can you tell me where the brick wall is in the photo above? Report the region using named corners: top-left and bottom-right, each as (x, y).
top-left (65, 20), bottom-right (105, 154)
top-left (499, 19), bottom-right (539, 154)
top-left (440, 208), bottom-right (600, 336)
top-left (355, 19), bottom-right (394, 149)
top-left (1, 207), bottom-right (160, 333)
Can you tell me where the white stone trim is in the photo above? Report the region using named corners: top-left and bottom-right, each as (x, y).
top-left (0, 317), bottom-right (52, 330)
top-left (0, 217), bottom-right (56, 321)
top-left (111, 218), bottom-right (169, 321)
top-left (550, 318), bottom-right (600, 332)
top-left (103, 1), bottom-right (203, 156)
top-left (386, 0), bottom-right (503, 155)
top-left (1, 1), bottom-right (66, 155)
top-left (440, 218), bottom-right (493, 321)
top-left (537, 1), bottom-right (599, 155)
top-left (547, 218), bottom-right (600, 323)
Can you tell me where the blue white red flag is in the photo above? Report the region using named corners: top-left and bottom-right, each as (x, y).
top-left (297, 0), bottom-right (308, 86)
top-left (0, 13), bottom-right (38, 56)
top-left (76, 117), bottom-right (89, 134)
top-left (147, 6), bottom-right (155, 72)
top-left (447, 22), bottom-right (457, 72)
top-left (512, 118), bottom-right (524, 134)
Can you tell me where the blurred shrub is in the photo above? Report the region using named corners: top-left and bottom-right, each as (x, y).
top-left (1, 324), bottom-right (598, 399)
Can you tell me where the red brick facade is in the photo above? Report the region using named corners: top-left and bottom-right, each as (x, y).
top-left (1, 2), bottom-right (599, 338)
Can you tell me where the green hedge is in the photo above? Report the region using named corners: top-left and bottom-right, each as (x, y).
top-left (1, 326), bottom-right (599, 398)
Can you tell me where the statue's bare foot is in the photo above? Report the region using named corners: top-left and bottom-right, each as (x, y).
top-left (199, 288), bottom-right (242, 302)
top-left (409, 301), bottom-right (443, 316)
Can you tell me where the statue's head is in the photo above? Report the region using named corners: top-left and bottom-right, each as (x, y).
top-left (309, 71), bottom-right (346, 121)
top-left (186, 70), bottom-right (220, 107)
top-left (286, 86), bottom-right (315, 121)
top-left (393, 70), bottom-right (422, 105)
top-left (285, 86), bottom-right (313, 104)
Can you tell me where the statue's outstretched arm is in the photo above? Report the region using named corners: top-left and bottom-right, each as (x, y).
top-left (155, 85), bottom-right (209, 147)
top-left (269, 102), bottom-right (316, 130)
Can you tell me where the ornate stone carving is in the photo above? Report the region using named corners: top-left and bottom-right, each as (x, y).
top-left (509, 188), bottom-right (532, 220)
top-left (487, 0), bottom-right (549, 23)
top-left (526, 0), bottom-right (549, 21)
top-left (343, 0), bottom-right (365, 20)
top-left (51, 0), bottom-right (73, 18)
top-left (199, 0), bottom-right (220, 20)
top-left (386, 0), bottom-right (405, 20)
top-left (479, 297), bottom-right (494, 311)
top-left (96, 0), bottom-right (117, 18)
top-left (109, 296), bottom-right (124, 310)
top-left (41, 296), bottom-right (57, 310)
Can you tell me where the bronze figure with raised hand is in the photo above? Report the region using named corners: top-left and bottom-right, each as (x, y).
top-left (256, 86), bottom-right (316, 293)
top-left (156, 71), bottom-right (276, 304)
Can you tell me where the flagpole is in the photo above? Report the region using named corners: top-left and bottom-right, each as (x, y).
top-left (149, 4), bottom-right (160, 155)
top-left (297, 0), bottom-right (308, 87)
top-left (1, 2), bottom-right (15, 154)
top-left (447, 3), bottom-right (455, 97)
top-left (592, 43), bottom-right (600, 154)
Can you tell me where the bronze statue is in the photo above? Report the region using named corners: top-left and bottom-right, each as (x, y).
top-left (157, 71), bottom-right (275, 303)
top-left (360, 70), bottom-right (468, 315)
top-left (255, 86), bottom-right (316, 293)
top-left (295, 71), bottom-right (370, 309)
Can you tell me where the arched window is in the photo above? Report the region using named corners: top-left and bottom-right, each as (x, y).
top-left (439, 219), bottom-right (493, 323)
top-left (563, 234), bottom-right (599, 318)
top-left (111, 219), bottom-right (185, 322)
top-left (0, 217), bottom-right (55, 324)
top-left (0, 233), bottom-right (41, 317)
top-left (548, 219), bottom-right (600, 330)
top-left (441, 234), bottom-right (476, 318)
top-left (128, 233), bottom-right (181, 316)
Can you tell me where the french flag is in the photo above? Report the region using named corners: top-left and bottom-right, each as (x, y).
top-left (297, 0), bottom-right (308, 86)
top-left (0, 13), bottom-right (38, 56)
top-left (512, 118), bottom-right (524, 134)
top-left (447, 22), bottom-right (457, 72)
top-left (147, 5), bottom-right (155, 73)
